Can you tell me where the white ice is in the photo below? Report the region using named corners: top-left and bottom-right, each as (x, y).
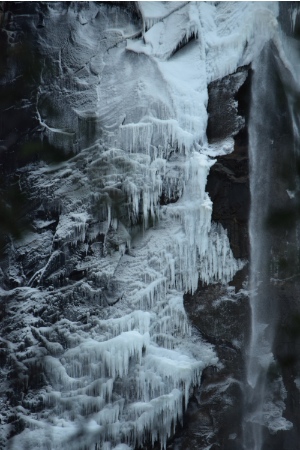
top-left (9, 2), bottom-right (280, 449)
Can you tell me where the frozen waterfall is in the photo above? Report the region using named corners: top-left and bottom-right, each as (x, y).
top-left (2, 2), bottom-right (299, 450)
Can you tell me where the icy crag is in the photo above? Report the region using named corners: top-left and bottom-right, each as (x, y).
top-left (0, 2), bottom-right (278, 449)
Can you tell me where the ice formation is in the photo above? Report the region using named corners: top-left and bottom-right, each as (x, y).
top-left (4, 2), bottom-right (283, 449)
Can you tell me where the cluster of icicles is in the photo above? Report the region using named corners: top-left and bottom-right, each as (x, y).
top-left (15, 139), bottom-right (241, 449)
top-left (11, 2), bottom-right (263, 449)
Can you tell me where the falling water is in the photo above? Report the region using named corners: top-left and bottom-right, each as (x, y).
top-left (243, 42), bottom-right (275, 450)
top-left (244, 5), bottom-right (300, 448)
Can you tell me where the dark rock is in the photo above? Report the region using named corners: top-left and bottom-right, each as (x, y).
top-left (206, 142), bottom-right (250, 260)
top-left (206, 67), bottom-right (251, 261)
top-left (185, 283), bottom-right (250, 349)
top-left (180, 282), bottom-right (250, 450)
top-left (177, 67), bottom-right (252, 449)
top-left (206, 67), bottom-right (249, 143)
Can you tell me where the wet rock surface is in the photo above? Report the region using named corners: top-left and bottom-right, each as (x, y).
top-left (181, 284), bottom-right (250, 450)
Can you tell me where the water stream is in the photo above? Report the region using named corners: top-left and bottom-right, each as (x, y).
top-left (244, 6), bottom-right (300, 448)
top-left (243, 42), bottom-right (275, 450)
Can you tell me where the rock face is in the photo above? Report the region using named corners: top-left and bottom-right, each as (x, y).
top-left (182, 285), bottom-right (250, 450)
top-left (207, 68), bottom-right (251, 262)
